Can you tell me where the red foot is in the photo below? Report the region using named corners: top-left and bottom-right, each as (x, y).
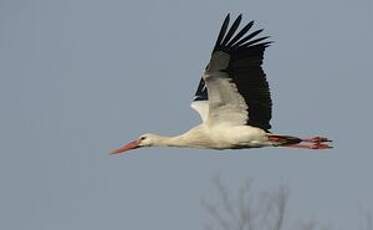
top-left (285, 142), bottom-right (333, 150)
top-left (302, 136), bottom-right (332, 143)
top-left (310, 142), bottom-right (333, 149)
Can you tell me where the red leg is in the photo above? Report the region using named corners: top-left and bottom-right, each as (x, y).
top-left (267, 134), bottom-right (333, 149)
top-left (267, 136), bottom-right (285, 143)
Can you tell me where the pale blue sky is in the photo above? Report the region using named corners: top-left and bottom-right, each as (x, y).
top-left (0, 0), bottom-right (372, 229)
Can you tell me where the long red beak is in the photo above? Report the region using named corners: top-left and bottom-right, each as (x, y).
top-left (110, 140), bottom-right (140, 155)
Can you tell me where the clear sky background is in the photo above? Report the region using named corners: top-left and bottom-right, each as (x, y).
top-left (1, 0), bottom-right (372, 229)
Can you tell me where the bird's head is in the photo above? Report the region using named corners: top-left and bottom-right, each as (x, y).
top-left (110, 133), bottom-right (158, 155)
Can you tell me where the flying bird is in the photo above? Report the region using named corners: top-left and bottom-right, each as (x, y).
top-left (110, 14), bottom-right (332, 154)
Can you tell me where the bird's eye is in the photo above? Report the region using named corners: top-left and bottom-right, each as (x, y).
top-left (140, 136), bottom-right (147, 141)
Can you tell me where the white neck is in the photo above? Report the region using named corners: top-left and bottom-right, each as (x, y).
top-left (151, 135), bottom-right (193, 148)
top-left (150, 127), bottom-right (210, 149)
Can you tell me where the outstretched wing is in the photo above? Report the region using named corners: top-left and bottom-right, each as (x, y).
top-left (200, 14), bottom-right (272, 131)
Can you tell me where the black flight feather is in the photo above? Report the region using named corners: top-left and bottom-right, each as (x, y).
top-left (221, 14), bottom-right (242, 46)
top-left (214, 14), bottom-right (230, 50)
top-left (242, 36), bottom-right (271, 47)
top-left (226, 20), bottom-right (254, 47)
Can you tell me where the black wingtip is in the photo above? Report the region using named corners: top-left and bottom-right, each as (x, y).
top-left (224, 13), bottom-right (231, 24)
top-left (242, 36), bottom-right (271, 47)
top-left (214, 14), bottom-right (273, 51)
top-left (221, 14), bottom-right (242, 46)
top-left (237, 13), bottom-right (242, 20)
top-left (227, 20), bottom-right (255, 47)
top-left (232, 29), bottom-right (264, 48)
top-left (214, 13), bottom-right (231, 49)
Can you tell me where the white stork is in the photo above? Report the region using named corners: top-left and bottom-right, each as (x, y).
top-left (110, 14), bottom-right (332, 155)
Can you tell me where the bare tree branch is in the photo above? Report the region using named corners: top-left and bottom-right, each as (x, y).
top-left (213, 174), bottom-right (237, 221)
top-left (359, 209), bottom-right (373, 230)
top-left (202, 176), bottom-right (371, 230)
top-left (202, 177), bottom-right (289, 230)
top-left (201, 198), bottom-right (231, 230)
top-left (273, 186), bottom-right (288, 230)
